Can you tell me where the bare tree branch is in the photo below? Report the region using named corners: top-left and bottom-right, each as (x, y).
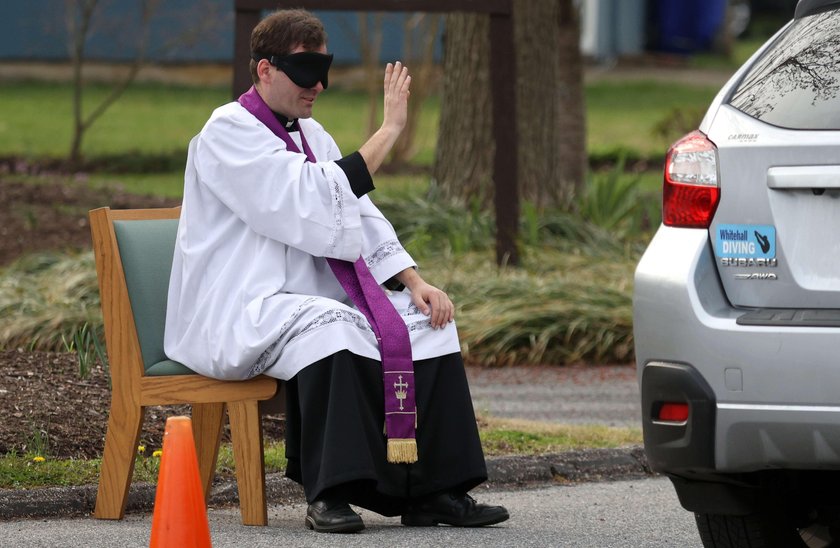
top-left (80, 0), bottom-right (157, 134)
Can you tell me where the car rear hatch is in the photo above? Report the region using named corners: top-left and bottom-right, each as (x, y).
top-left (704, 6), bottom-right (840, 315)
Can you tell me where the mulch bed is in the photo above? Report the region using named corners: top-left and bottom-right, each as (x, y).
top-left (0, 175), bottom-right (284, 459)
top-left (0, 172), bottom-right (176, 266)
top-left (0, 350), bottom-right (167, 458)
top-left (0, 350), bottom-right (285, 459)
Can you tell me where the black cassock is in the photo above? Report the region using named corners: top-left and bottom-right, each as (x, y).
top-left (284, 350), bottom-right (488, 516)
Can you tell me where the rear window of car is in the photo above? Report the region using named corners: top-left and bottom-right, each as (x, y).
top-left (728, 8), bottom-right (840, 129)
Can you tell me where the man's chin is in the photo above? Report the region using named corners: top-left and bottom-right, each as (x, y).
top-left (297, 108), bottom-right (314, 119)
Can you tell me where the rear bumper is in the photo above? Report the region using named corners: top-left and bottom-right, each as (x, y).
top-left (641, 361), bottom-right (715, 474)
top-left (634, 226), bottom-right (840, 473)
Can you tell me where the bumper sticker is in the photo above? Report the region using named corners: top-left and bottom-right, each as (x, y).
top-left (715, 224), bottom-right (776, 259)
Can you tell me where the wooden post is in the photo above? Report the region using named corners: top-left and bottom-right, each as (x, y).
top-left (232, 0), bottom-right (519, 265)
top-left (489, 12), bottom-right (518, 266)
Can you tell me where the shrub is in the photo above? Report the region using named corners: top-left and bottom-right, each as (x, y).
top-left (0, 252), bottom-right (101, 352)
top-left (0, 193), bottom-right (646, 366)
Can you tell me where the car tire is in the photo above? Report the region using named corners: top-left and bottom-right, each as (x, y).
top-left (694, 511), bottom-right (820, 548)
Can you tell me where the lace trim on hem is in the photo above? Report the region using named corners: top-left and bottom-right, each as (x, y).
top-left (406, 319), bottom-right (434, 333)
top-left (247, 297), bottom-right (316, 378)
top-left (280, 308), bottom-right (374, 356)
top-left (249, 304), bottom-right (374, 378)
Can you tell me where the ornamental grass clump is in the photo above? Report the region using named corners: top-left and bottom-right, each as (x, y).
top-left (0, 251), bottom-right (101, 351)
top-left (376, 194), bottom-right (494, 257)
top-left (427, 248), bottom-right (636, 366)
top-left (0, 195), bottom-right (642, 367)
top-left (457, 281), bottom-right (633, 366)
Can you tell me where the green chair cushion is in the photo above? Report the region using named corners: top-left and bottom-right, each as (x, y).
top-left (113, 218), bottom-right (195, 376)
top-left (145, 359), bottom-right (196, 376)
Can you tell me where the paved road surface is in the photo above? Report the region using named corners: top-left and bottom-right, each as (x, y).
top-left (466, 364), bottom-right (640, 427)
top-left (0, 478), bottom-right (700, 547)
top-left (0, 363), bottom-right (657, 546)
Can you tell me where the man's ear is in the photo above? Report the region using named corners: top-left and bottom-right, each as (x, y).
top-left (257, 59), bottom-right (273, 84)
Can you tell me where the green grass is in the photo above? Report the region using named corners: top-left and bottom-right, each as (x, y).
top-left (0, 166), bottom-right (429, 202)
top-left (690, 38), bottom-right (766, 71)
top-left (0, 440), bottom-right (288, 489)
top-left (315, 91), bottom-right (440, 166)
top-left (88, 172), bottom-right (186, 198)
top-left (0, 453), bottom-right (101, 489)
top-left (0, 82), bottom-right (439, 166)
top-left (1, 76), bottom-right (715, 166)
top-left (0, 170), bottom-right (188, 199)
top-left (0, 83), bottom-right (225, 158)
top-left (0, 422), bottom-right (638, 488)
top-left (478, 416), bottom-right (641, 456)
top-left (585, 80), bottom-right (719, 159)
top-left (372, 173), bottom-right (432, 200)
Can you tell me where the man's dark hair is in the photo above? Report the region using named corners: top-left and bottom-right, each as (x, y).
top-left (249, 9), bottom-right (327, 84)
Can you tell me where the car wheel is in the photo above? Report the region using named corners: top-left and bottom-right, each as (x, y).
top-left (694, 512), bottom-right (835, 548)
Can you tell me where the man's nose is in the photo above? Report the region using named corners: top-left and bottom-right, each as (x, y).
top-left (313, 81), bottom-right (325, 92)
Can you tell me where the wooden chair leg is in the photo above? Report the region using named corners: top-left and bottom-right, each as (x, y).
top-left (228, 399), bottom-right (267, 526)
top-left (192, 402), bottom-right (226, 502)
top-left (94, 402), bottom-right (145, 520)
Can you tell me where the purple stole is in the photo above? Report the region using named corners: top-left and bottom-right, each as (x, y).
top-left (238, 86), bottom-right (418, 463)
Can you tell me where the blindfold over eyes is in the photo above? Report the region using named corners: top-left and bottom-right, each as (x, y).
top-left (252, 51), bottom-right (334, 89)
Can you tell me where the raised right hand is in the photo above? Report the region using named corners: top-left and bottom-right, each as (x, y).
top-left (382, 61), bottom-right (411, 134)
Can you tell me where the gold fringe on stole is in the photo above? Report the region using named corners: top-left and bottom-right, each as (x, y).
top-left (387, 439), bottom-right (418, 463)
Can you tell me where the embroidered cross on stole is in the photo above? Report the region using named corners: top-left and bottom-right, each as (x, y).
top-left (238, 86), bottom-right (418, 463)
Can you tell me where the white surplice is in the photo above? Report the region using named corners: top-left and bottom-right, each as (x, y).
top-left (164, 102), bottom-right (460, 381)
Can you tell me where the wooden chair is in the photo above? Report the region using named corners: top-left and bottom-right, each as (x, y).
top-left (89, 207), bottom-right (277, 526)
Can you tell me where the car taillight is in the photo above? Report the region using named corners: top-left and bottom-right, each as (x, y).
top-left (663, 130), bottom-right (720, 228)
top-left (656, 402), bottom-right (689, 423)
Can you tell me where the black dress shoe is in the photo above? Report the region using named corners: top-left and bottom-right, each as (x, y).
top-left (305, 499), bottom-right (365, 533)
top-left (401, 492), bottom-right (510, 527)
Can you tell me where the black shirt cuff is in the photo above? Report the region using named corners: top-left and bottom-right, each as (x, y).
top-left (383, 276), bottom-right (405, 292)
top-left (335, 151), bottom-right (374, 198)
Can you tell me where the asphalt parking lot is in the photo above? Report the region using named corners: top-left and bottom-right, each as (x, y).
top-left (467, 364), bottom-right (640, 427)
top-left (0, 363), bottom-right (646, 523)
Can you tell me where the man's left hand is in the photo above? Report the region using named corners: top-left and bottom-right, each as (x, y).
top-left (410, 281), bottom-right (454, 329)
top-left (395, 267), bottom-right (454, 329)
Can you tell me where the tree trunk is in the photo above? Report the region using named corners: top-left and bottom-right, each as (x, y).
top-left (434, 0), bottom-right (586, 211)
top-left (433, 13), bottom-right (494, 204)
top-left (515, 0), bottom-right (586, 209)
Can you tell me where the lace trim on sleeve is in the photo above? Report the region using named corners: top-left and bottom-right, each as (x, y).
top-left (326, 172), bottom-right (344, 254)
top-left (364, 239), bottom-right (406, 270)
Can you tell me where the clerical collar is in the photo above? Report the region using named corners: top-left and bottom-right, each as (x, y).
top-left (272, 111), bottom-right (298, 132)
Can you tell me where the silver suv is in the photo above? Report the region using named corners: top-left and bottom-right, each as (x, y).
top-left (634, 1), bottom-right (840, 546)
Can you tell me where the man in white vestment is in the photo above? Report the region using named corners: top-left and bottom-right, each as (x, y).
top-left (165, 8), bottom-right (508, 533)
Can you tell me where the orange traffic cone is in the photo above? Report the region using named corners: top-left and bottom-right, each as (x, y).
top-left (149, 416), bottom-right (212, 548)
